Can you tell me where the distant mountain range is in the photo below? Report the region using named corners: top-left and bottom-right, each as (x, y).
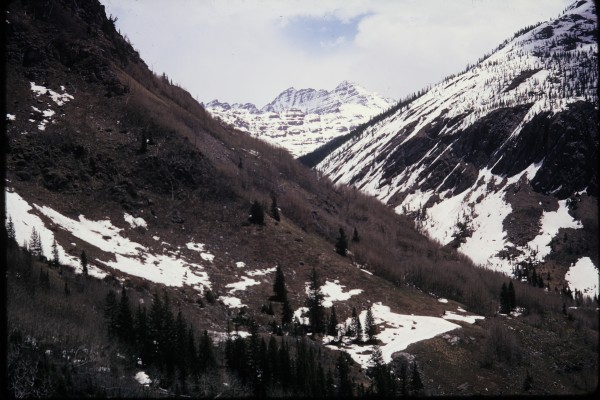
top-left (313, 0), bottom-right (598, 288)
top-left (206, 81), bottom-right (395, 157)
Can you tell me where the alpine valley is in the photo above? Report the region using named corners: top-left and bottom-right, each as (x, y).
top-left (4, 0), bottom-right (599, 398)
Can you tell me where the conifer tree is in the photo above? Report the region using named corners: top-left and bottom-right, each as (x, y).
top-left (29, 228), bottom-right (43, 258)
top-left (282, 297), bottom-right (294, 327)
top-left (80, 250), bottom-right (88, 276)
top-left (508, 280), bottom-right (516, 311)
top-left (327, 305), bottom-right (339, 337)
top-left (117, 284), bottom-right (134, 343)
top-left (364, 306), bottom-right (377, 343)
top-left (369, 345), bottom-right (394, 396)
top-left (6, 216), bottom-right (16, 244)
top-left (270, 196), bottom-right (281, 222)
top-left (51, 239), bottom-right (60, 268)
top-left (306, 267), bottom-right (325, 334)
top-left (351, 307), bottom-right (362, 342)
top-left (64, 280), bottom-right (70, 296)
top-left (500, 282), bottom-right (510, 314)
top-left (335, 228), bottom-right (348, 256)
top-left (336, 352), bottom-right (353, 398)
top-left (198, 329), bottom-right (215, 372)
top-left (249, 200), bottom-right (265, 225)
top-left (135, 304), bottom-right (152, 365)
top-left (352, 227), bottom-right (360, 242)
top-left (104, 289), bottom-right (119, 337)
top-left (410, 361), bottom-right (424, 394)
top-left (272, 265), bottom-right (287, 302)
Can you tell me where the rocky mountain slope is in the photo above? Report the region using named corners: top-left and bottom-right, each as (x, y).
top-left (316, 0), bottom-right (599, 294)
top-left (4, 0), bottom-right (598, 396)
top-left (206, 81), bottom-right (394, 157)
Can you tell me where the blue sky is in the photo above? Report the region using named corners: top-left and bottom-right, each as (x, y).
top-left (101, 0), bottom-right (575, 106)
top-left (282, 14), bottom-right (369, 55)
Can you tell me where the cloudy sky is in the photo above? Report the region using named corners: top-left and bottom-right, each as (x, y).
top-left (100, 0), bottom-right (573, 107)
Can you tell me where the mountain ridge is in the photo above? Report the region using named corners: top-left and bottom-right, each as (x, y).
top-left (205, 81), bottom-right (395, 157)
top-left (315, 0), bottom-right (598, 287)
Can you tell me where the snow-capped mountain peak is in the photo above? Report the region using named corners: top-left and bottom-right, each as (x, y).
top-left (205, 81), bottom-right (395, 157)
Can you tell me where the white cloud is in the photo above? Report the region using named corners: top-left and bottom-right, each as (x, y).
top-left (101, 0), bottom-right (573, 106)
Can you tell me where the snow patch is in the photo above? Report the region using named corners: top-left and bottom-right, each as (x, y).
top-left (320, 280), bottom-right (363, 307)
top-left (565, 257), bottom-right (599, 298)
top-left (226, 276), bottom-right (260, 293)
top-left (134, 371), bottom-right (151, 386)
top-left (124, 213), bottom-right (147, 229)
top-left (442, 311), bottom-right (485, 324)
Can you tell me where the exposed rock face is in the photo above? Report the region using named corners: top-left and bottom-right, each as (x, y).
top-left (206, 81), bottom-right (394, 157)
top-left (316, 0), bottom-right (598, 276)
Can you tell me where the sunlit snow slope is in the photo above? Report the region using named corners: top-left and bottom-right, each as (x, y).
top-left (318, 0), bottom-right (598, 279)
top-left (206, 81), bottom-right (394, 157)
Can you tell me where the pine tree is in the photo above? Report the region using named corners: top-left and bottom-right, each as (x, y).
top-left (336, 352), bottom-right (353, 398)
top-left (282, 297), bottom-right (293, 327)
top-left (364, 306), bottom-right (377, 343)
top-left (51, 239), bottom-right (60, 268)
top-left (29, 228), bottom-right (43, 258)
top-left (64, 280), bottom-right (70, 296)
top-left (270, 196), bottom-right (281, 222)
top-left (117, 284), bottom-right (134, 343)
top-left (409, 361), bottom-right (424, 394)
top-left (335, 228), bottom-right (348, 256)
top-left (508, 281), bottom-right (516, 311)
top-left (249, 200), bottom-right (265, 225)
top-left (272, 265), bottom-right (287, 302)
top-left (327, 305), bottom-right (339, 337)
top-left (80, 250), bottom-right (88, 276)
top-left (104, 289), bottom-right (119, 337)
top-left (351, 307), bottom-right (362, 342)
top-left (369, 345), bottom-right (393, 396)
top-left (306, 267), bottom-right (325, 335)
top-left (500, 282), bottom-right (510, 314)
top-left (352, 227), bottom-right (360, 242)
top-left (198, 329), bottom-right (215, 372)
top-left (6, 216), bottom-right (16, 244)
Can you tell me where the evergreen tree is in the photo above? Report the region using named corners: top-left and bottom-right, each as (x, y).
top-left (327, 305), bottom-right (339, 337)
top-left (282, 297), bottom-right (294, 327)
top-left (64, 280), bottom-right (70, 296)
top-left (410, 361), bottom-right (424, 394)
top-left (51, 239), bottom-right (60, 268)
top-left (29, 228), bottom-right (43, 258)
top-left (272, 265), bottom-right (287, 302)
top-left (80, 250), bottom-right (88, 276)
top-left (364, 306), bottom-right (377, 343)
top-left (352, 227), bottom-right (360, 242)
top-left (270, 196), bottom-right (281, 222)
top-left (279, 339), bottom-right (292, 391)
top-left (117, 284), bottom-right (134, 343)
top-left (7, 216), bottom-right (16, 244)
top-left (267, 336), bottom-right (280, 386)
top-left (351, 307), bottom-right (362, 342)
top-left (335, 228), bottom-right (348, 256)
top-left (336, 352), bottom-right (353, 398)
top-left (306, 267), bottom-right (325, 334)
top-left (500, 282), bottom-right (510, 314)
top-left (249, 200), bottom-right (265, 225)
top-left (369, 345), bottom-right (394, 396)
top-left (508, 280), bottom-right (516, 311)
top-left (198, 330), bottom-right (215, 372)
top-left (104, 289), bottom-right (119, 337)
top-left (148, 292), bottom-right (164, 363)
top-left (135, 305), bottom-right (152, 365)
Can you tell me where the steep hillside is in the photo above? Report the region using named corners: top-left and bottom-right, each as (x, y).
top-left (317, 0), bottom-right (599, 293)
top-left (206, 81), bottom-right (394, 157)
top-left (4, 0), bottom-right (598, 396)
